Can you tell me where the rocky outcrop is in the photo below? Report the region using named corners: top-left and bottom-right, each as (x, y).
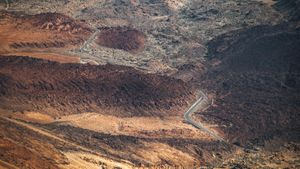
top-left (31, 12), bottom-right (92, 33)
top-left (0, 11), bottom-right (93, 53)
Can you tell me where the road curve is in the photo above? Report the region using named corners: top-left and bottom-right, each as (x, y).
top-left (184, 91), bottom-right (225, 142)
top-left (80, 30), bottom-right (100, 52)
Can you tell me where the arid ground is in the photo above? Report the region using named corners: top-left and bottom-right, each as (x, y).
top-left (0, 0), bottom-right (299, 168)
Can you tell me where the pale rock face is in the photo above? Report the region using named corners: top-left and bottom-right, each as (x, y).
top-left (165, 0), bottom-right (187, 10)
top-left (130, 0), bottom-right (140, 6)
top-left (256, 0), bottom-right (276, 6)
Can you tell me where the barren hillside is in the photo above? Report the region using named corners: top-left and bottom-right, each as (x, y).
top-left (0, 11), bottom-right (92, 62)
top-left (0, 0), bottom-right (299, 168)
top-left (198, 23), bottom-right (300, 144)
top-left (0, 56), bottom-right (195, 117)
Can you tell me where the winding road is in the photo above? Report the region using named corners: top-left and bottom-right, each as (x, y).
top-left (79, 30), bottom-right (100, 52)
top-left (184, 91), bottom-right (225, 142)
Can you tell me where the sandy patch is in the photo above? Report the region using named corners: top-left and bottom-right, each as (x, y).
top-left (60, 152), bottom-right (132, 169)
top-left (12, 111), bottom-right (54, 124)
top-left (2, 52), bottom-right (80, 63)
top-left (132, 141), bottom-right (197, 167)
top-left (165, 0), bottom-right (188, 10)
top-left (56, 113), bottom-right (212, 140)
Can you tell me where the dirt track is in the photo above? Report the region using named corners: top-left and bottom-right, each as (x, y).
top-left (0, 116), bottom-right (133, 169)
top-left (0, 159), bottom-right (19, 169)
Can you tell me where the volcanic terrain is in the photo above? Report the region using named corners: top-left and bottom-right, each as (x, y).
top-left (0, 0), bottom-right (299, 169)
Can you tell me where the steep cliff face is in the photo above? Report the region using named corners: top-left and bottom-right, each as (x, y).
top-left (0, 56), bottom-right (195, 117)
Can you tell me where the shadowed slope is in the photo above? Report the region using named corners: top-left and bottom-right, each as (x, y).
top-left (0, 56), bottom-right (195, 117)
top-left (199, 24), bottom-right (300, 144)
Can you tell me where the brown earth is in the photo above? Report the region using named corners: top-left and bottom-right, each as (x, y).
top-left (0, 2), bottom-right (298, 168)
top-left (96, 27), bottom-right (146, 53)
top-left (0, 112), bottom-right (232, 168)
top-left (0, 115), bottom-right (134, 169)
top-left (3, 52), bottom-right (80, 63)
top-left (38, 121), bottom-right (232, 168)
top-left (47, 113), bottom-right (210, 139)
top-left (0, 56), bottom-right (237, 168)
top-left (0, 56), bottom-right (195, 117)
top-left (0, 117), bottom-right (66, 169)
top-left (0, 11), bottom-right (92, 62)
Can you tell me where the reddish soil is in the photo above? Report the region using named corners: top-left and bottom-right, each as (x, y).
top-left (96, 27), bottom-right (146, 53)
top-left (1, 11), bottom-right (92, 34)
top-left (2, 52), bottom-right (80, 63)
top-left (29, 12), bottom-right (92, 34)
top-left (0, 118), bottom-right (68, 169)
top-left (0, 56), bottom-right (195, 117)
top-left (0, 11), bottom-right (93, 56)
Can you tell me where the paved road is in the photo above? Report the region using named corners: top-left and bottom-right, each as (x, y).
top-left (184, 91), bottom-right (225, 142)
top-left (80, 30), bottom-right (100, 52)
